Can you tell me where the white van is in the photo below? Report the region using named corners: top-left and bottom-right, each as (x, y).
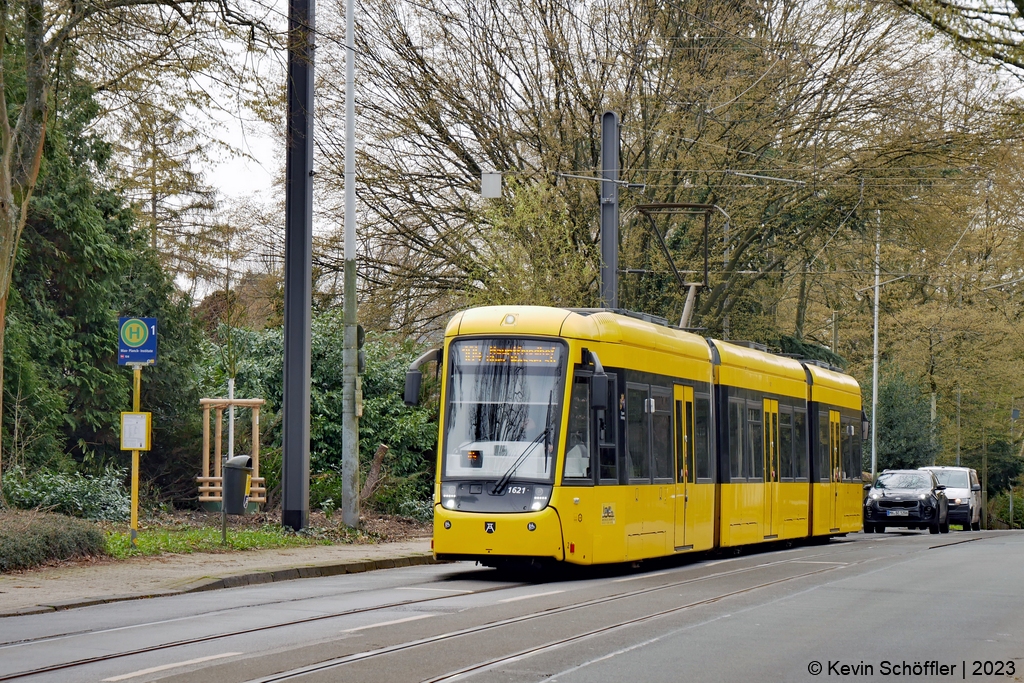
top-left (920, 466), bottom-right (981, 530)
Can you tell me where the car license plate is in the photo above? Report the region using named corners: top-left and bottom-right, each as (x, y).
top-left (886, 510), bottom-right (909, 517)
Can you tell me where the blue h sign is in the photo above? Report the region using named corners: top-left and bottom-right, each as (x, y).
top-left (118, 318), bottom-right (158, 365)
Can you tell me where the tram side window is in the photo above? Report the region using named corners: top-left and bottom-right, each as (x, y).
top-left (779, 409), bottom-right (793, 480)
top-left (748, 406), bottom-right (763, 479)
top-left (793, 409), bottom-right (808, 480)
top-left (652, 391), bottom-right (673, 481)
top-left (729, 400), bottom-right (745, 479)
top-left (597, 376), bottom-right (617, 482)
top-left (563, 376), bottom-right (591, 480)
top-left (695, 397), bottom-right (712, 481)
top-left (817, 411), bottom-right (831, 482)
top-left (627, 386), bottom-right (650, 480)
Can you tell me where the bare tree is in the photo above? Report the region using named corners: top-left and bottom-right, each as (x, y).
top-left (891, 0), bottom-right (1024, 73)
top-left (306, 0), bottom-right (1007, 340)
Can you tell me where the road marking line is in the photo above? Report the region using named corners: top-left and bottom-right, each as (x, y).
top-left (788, 561), bottom-right (848, 565)
top-left (342, 614), bottom-right (435, 632)
top-left (395, 587), bottom-right (473, 593)
top-left (102, 652), bottom-right (242, 681)
top-left (613, 572), bottom-right (668, 582)
top-left (498, 590), bottom-right (564, 603)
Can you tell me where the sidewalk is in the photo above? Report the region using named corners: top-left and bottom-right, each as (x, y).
top-left (0, 538), bottom-right (435, 617)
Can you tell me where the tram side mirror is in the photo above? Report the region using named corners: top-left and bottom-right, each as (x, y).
top-left (590, 373), bottom-right (608, 411)
top-left (404, 347), bottom-right (442, 407)
top-left (404, 370), bottom-right (422, 406)
top-left (861, 419), bottom-right (870, 441)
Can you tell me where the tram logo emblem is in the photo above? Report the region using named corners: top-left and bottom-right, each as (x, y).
top-left (484, 521), bottom-right (496, 534)
top-left (601, 504), bottom-right (616, 525)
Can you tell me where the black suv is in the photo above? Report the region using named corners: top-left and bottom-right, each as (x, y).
top-left (864, 469), bottom-right (949, 534)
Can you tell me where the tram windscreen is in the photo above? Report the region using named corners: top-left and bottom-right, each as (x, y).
top-left (442, 339), bottom-right (566, 482)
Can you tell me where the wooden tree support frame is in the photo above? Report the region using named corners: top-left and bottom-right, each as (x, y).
top-left (196, 397), bottom-right (267, 504)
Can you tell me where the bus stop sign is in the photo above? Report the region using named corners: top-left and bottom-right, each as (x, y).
top-left (119, 317), bottom-right (157, 365)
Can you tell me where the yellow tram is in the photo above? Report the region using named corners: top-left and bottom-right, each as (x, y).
top-left (403, 306), bottom-right (865, 566)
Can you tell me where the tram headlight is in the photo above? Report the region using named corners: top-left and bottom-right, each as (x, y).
top-left (530, 486), bottom-right (551, 511)
top-left (442, 484), bottom-right (457, 509)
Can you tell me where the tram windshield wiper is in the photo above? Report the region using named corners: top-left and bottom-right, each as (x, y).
top-left (543, 390), bottom-right (552, 472)
top-left (492, 428), bottom-right (549, 496)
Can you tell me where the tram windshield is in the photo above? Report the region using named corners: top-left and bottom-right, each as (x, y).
top-left (442, 338), bottom-right (567, 483)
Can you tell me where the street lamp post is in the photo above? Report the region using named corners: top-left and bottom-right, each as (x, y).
top-left (870, 212), bottom-right (881, 481)
top-left (1011, 401), bottom-right (1019, 529)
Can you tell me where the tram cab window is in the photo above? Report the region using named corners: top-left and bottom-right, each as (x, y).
top-left (695, 396), bottom-right (711, 481)
top-left (683, 400), bottom-right (695, 484)
top-left (748, 406), bottom-right (763, 479)
top-left (842, 416), bottom-right (860, 482)
top-left (779, 409), bottom-right (793, 480)
top-left (627, 385), bottom-right (650, 480)
top-left (817, 411), bottom-right (831, 482)
top-left (728, 400), bottom-right (745, 479)
top-left (596, 376), bottom-right (618, 483)
top-left (840, 417), bottom-right (851, 482)
top-left (793, 409), bottom-right (808, 479)
top-left (563, 376), bottom-right (591, 480)
top-left (853, 420), bottom-right (863, 480)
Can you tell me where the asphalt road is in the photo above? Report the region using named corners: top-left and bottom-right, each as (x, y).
top-left (2, 530), bottom-right (1022, 683)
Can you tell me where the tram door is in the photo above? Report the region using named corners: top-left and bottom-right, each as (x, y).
top-left (673, 385), bottom-right (695, 549)
top-left (763, 399), bottom-right (779, 538)
top-left (829, 410), bottom-right (842, 531)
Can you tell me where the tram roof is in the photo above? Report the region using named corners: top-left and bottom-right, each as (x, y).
top-left (447, 306), bottom-right (711, 361)
top-left (803, 362), bottom-right (862, 403)
top-left (711, 339), bottom-right (808, 383)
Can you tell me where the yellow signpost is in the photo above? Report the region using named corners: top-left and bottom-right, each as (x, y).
top-left (119, 317), bottom-right (157, 547)
top-left (120, 368), bottom-right (151, 546)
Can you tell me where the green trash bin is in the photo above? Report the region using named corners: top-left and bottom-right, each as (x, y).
top-left (222, 455), bottom-right (253, 515)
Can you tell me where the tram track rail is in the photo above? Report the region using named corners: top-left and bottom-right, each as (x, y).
top-left (0, 534), bottom-right (987, 683)
top-left (249, 560), bottom-right (856, 682)
top-left (246, 535), bottom-right (1012, 683)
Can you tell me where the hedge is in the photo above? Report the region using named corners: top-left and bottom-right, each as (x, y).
top-left (0, 510), bottom-right (107, 572)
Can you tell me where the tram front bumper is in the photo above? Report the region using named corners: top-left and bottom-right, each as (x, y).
top-left (433, 506), bottom-right (565, 562)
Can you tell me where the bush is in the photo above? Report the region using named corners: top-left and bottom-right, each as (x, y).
top-left (1, 466), bottom-right (131, 520)
top-left (0, 510), bottom-right (107, 571)
top-left (369, 475), bottom-right (433, 521)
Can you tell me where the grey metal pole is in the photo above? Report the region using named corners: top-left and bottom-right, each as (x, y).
top-left (956, 386), bottom-right (961, 466)
top-left (281, 0), bottom-right (314, 531)
top-left (870, 213), bottom-right (880, 480)
top-left (341, 0), bottom-right (360, 529)
top-left (600, 112), bottom-right (619, 309)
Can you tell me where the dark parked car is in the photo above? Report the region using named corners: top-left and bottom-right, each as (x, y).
top-left (864, 469), bottom-right (949, 534)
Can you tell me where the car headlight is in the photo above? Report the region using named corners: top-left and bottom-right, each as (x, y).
top-left (869, 492), bottom-right (881, 500)
top-left (918, 493), bottom-right (929, 500)
top-left (442, 484), bottom-right (457, 509)
top-left (953, 498), bottom-right (962, 505)
top-left (530, 486), bottom-right (551, 511)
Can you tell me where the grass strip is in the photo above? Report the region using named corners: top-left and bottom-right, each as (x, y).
top-left (105, 525), bottom-right (332, 558)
